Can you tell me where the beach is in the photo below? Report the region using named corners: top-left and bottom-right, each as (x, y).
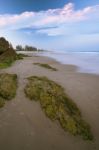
top-left (0, 55), bottom-right (99, 150)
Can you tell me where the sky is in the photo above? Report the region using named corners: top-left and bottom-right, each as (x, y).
top-left (0, 0), bottom-right (99, 52)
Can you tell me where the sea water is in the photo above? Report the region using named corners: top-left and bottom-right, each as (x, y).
top-left (38, 52), bottom-right (99, 75)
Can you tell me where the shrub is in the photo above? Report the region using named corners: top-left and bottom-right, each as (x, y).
top-left (16, 53), bottom-right (29, 59)
top-left (0, 37), bottom-right (20, 69)
top-left (0, 37), bottom-right (9, 54)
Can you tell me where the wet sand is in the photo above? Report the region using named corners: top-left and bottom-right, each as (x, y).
top-left (0, 56), bottom-right (99, 150)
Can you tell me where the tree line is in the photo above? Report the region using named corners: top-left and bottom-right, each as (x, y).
top-left (16, 45), bottom-right (45, 52)
top-left (0, 37), bottom-right (46, 53)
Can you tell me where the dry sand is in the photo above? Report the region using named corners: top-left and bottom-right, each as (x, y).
top-left (0, 56), bottom-right (99, 150)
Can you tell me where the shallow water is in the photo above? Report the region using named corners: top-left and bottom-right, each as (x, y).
top-left (39, 52), bottom-right (99, 75)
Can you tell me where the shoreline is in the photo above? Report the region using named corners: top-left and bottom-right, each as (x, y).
top-left (17, 51), bottom-right (99, 75)
top-left (39, 54), bottom-right (99, 75)
top-left (0, 55), bottom-right (99, 150)
top-left (33, 54), bottom-right (99, 76)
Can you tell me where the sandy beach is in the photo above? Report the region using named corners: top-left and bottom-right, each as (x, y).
top-left (0, 56), bottom-right (99, 150)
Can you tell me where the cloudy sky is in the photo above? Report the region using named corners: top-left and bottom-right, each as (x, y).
top-left (0, 0), bottom-right (99, 51)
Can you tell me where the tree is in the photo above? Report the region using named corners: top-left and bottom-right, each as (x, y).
top-left (25, 45), bottom-right (37, 51)
top-left (16, 45), bottom-right (23, 51)
top-left (0, 37), bottom-right (9, 54)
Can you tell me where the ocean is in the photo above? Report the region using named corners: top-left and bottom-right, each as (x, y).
top-left (17, 51), bottom-right (99, 75)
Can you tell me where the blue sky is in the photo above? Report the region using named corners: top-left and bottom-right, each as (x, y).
top-left (0, 0), bottom-right (99, 51)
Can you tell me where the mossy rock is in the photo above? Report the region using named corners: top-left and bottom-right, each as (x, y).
top-left (0, 97), bottom-right (5, 108)
top-left (34, 63), bottom-right (57, 71)
top-left (25, 76), bottom-right (93, 140)
top-left (0, 73), bottom-right (17, 100)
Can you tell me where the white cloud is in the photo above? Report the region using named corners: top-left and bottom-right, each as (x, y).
top-left (0, 3), bottom-right (99, 36)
